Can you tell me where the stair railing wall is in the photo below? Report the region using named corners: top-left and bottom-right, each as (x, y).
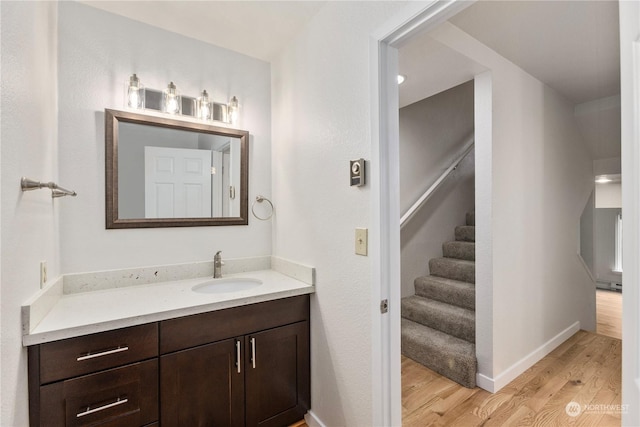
top-left (400, 135), bottom-right (475, 229)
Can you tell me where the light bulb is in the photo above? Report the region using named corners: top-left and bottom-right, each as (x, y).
top-left (162, 82), bottom-right (181, 114)
top-left (197, 90), bottom-right (212, 121)
top-left (228, 96), bottom-right (239, 125)
top-left (125, 74), bottom-right (144, 109)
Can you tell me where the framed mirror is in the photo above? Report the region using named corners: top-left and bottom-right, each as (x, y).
top-left (105, 109), bottom-right (249, 228)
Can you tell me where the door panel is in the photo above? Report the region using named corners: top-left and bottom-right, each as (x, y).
top-left (160, 338), bottom-right (244, 427)
top-left (144, 146), bottom-right (212, 218)
top-left (245, 322), bottom-right (310, 427)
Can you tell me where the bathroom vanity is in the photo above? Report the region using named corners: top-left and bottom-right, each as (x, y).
top-left (23, 260), bottom-right (314, 427)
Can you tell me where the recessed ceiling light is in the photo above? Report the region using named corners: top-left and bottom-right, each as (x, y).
top-left (397, 74), bottom-right (406, 85)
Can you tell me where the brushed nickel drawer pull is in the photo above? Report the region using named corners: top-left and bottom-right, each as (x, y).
top-left (77, 346), bottom-right (129, 361)
top-left (235, 340), bottom-right (241, 374)
top-left (250, 337), bottom-right (256, 369)
top-left (77, 397), bottom-right (128, 418)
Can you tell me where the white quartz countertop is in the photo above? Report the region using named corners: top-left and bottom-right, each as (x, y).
top-left (23, 269), bottom-right (314, 346)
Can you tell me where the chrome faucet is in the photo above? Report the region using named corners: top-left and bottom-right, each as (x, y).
top-left (214, 251), bottom-right (223, 278)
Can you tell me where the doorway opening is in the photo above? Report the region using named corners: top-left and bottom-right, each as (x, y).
top-left (381, 2), bottom-right (620, 424)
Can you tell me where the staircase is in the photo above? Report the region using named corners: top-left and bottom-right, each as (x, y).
top-left (401, 211), bottom-right (477, 388)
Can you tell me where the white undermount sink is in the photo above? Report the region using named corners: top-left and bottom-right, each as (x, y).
top-left (192, 277), bottom-right (263, 294)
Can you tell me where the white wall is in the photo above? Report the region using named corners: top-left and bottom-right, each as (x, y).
top-left (271, 2), bottom-right (406, 425)
top-left (399, 81), bottom-right (475, 298)
top-left (580, 190), bottom-right (595, 275)
top-left (57, 2), bottom-right (272, 273)
top-left (431, 22), bottom-right (595, 384)
top-left (594, 156), bottom-right (621, 175)
top-left (595, 181), bottom-right (622, 208)
top-left (594, 208), bottom-right (622, 284)
top-left (1, 2), bottom-right (60, 425)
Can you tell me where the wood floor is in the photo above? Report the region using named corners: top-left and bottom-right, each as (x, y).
top-left (596, 289), bottom-right (622, 340)
top-left (402, 330), bottom-right (622, 426)
top-left (298, 292), bottom-right (622, 426)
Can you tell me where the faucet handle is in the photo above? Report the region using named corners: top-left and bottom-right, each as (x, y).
top-left (215, 250), bottom-right (222, 258)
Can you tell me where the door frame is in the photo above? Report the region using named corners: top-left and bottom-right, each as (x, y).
top-left (371, 1), bottom-right (640, 426)
top-left (620, 2), bottom-right (640, 425)
top-left (369, 1), bottom-right (475, 425)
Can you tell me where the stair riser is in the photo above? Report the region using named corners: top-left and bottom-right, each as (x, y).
top-left (402, 301), bottom-right (475, 343)
top-left (415, 279), bottom-right (475, 311)
top-left (466, 211), bottom-right (475, 226)
top-left (429, 259), bottom-right (475, 284)
top-left (455, 226), bottom-right (475, 242)
top-left (402, 328), bottom-right (476, 388)
top-left (442, 242), bottom-right (475, 261)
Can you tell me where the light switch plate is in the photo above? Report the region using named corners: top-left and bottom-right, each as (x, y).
top-left (355, 228), bottom-right (368, 256)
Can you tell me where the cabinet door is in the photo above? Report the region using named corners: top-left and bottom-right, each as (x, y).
top-left (245, 322), bottom-right (310, 427)
top-left (160, 338), bottom-right (244, 427)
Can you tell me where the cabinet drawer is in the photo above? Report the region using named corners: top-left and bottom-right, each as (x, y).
top-left (39, 323), bottom-right (158, 384)
top-left (160, 295), bottom-right (310, 354)
top-left (39, 359), bottom-right (158, 426)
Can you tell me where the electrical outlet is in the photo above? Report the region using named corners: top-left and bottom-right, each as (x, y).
top-left (40, 261), bottom-right (47, 288)
top-left (355, 228), bottom-right (368, 256)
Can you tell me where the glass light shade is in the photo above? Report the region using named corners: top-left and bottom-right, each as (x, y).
top-left (125, 74), bottom-right (145, 110)
top-left (162, 82), bottom-right (181, 114)
top-left (197, 90), bottom-right (212, 121)
top-left (228, 96), bottom-right (239, 125)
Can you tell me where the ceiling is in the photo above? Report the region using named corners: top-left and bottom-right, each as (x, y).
top-left (80, 1), bottom-right (326, 62)
top-left (449, 0), bottom-right (620, 105)
top-left (399, 0), bottom-right (621, 160)
top-left (81, 0), bottom-right (621, 160)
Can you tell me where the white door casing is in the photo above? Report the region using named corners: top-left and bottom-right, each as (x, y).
top-left (370, 1), bottom-right (475, 425)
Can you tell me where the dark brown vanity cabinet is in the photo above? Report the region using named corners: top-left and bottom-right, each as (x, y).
top-left (28, 295), bottom-right (310, 427)
top-left (28, 323), bottom-right (159, 426)
top-left (159, 295), bottom-right (310, 427)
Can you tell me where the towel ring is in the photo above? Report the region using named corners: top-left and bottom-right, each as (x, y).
top-left (251, 195), bottom-right (274, 221)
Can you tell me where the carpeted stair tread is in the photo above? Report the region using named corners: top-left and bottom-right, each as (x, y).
top-left (401, 296), bottom-right (475, 343)
top-left (401, 318), bottom-right (477, 388)
top-left (442, 241), bottom-right (475, 261)
top-left (466, 211), bottom-right (475, 226)
top-left (429, 257), bottom-right (475, 284)
top-left (414, 275), bottom-right (475, 310)
top-left (455, 225), bottom-right (475, 242)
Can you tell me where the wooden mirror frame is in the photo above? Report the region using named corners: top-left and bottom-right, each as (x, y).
top-left (105, 108), bottom-right (249, 228)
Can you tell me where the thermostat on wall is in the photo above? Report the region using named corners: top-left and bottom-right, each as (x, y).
top-left (350, 158), bottom-right (366, 187)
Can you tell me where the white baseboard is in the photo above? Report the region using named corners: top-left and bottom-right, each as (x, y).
top-left (304, 411), bottom-right (326, 427)
top-left (475, 321), bottom-right (581, 393)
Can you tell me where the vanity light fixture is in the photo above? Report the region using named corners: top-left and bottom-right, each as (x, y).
top-left (197, 90), bottom-right (212, 121)
top-left (595, 176), bottom-right (612, 184)
top-left (228, 96), bottom-right (239, 125)
top-left (162, 81), bottom-right (181, 114)
top-left (125, 74), bottom-right (239, 124)
top-left (125, 74), bottom-right (145, 110)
